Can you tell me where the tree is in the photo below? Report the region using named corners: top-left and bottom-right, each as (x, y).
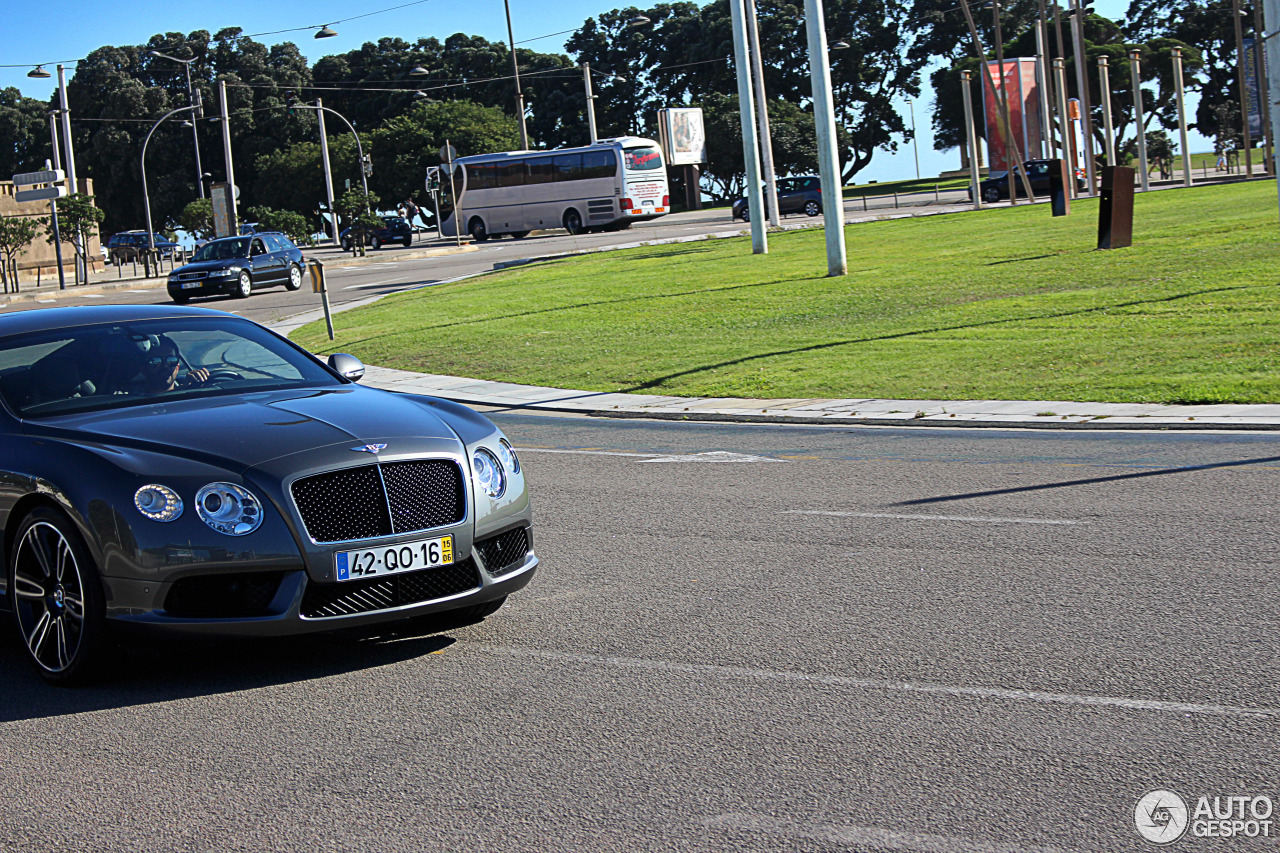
top-left (178, 198), bottom-right (214, 241)
top-left (245, 206), bottom-right (314, 246)
top-left (0, 214), bottom-right (43, 293)
top-left (44, 194), bottom-right (105, 285)
top-left (0, 87), bottom-right (53, 178)
top-left (334, 188), bottom-right (382, 256)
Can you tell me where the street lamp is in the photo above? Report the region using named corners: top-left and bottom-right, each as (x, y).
top-left (27, 66), bottom-right (50, 79)
top-left (315, 26), bottom-right (338, 38)
top-left (149, 49), bottom-right (207, 198)
top-left (142, 103), bottom-right (202, 261)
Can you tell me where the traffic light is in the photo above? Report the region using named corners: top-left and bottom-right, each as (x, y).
top-left (285, 91), bottom-right (297, 114)
top-left (362, 154), bottom-right (373, 177)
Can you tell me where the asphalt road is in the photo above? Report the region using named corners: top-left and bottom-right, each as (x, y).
top-left (2, 414), bottom-right (1277, 852)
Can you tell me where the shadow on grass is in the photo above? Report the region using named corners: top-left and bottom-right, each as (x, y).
top-left (617, 282), bottom-right (1270, 394)
top-left (895, 454), bottom-right (1280, 506)
top-left (985, 254), bottom-right (1055, 266)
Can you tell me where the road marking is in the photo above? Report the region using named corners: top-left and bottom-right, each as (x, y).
top-left (79, 293), bottom-right (104, 298)
top-left (517, 447), bottom-right (783, 463)
top-left (785, 510), bottom-right (1083, 525)
top-left (701, 814), bottom-right (1075, 853)
top-left (343, 280), bottom-right (393, 290)
top-left (125, 289), bottom-right (150, 293)
top-left (477, 645), bottom-right (1277, 720)
top-left (36, 299), bottom-right (56, 303)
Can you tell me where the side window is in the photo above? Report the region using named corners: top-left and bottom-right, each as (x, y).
top-left (526, 158), bottom-right (555, 184)
top-left (497, 160), bottom-right (525, 188)
top-left (251, 238), bottom-right (266, 256)
top-left (582, 150), bottom-right (616, 179)
top-left (553, 153), bottom-right (583, 182)
top-left (465, 163), bottom-right (493, 191)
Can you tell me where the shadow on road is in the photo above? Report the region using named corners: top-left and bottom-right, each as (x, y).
top-left (0, 611), bottom-right (490, 721)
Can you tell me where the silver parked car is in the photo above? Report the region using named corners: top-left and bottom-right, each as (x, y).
top-left (0, 305), bottom-right (537, 683)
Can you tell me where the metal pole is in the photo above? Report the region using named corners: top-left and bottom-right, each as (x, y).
top-left (909, 99), bottom-right (921, 178)
top-left (803, 0), bottom-right (847, 275)
top-left (991, 0), bottom-right (1017, 203)
top-left (1097, 56), bottom-right (1115, 164)
top-left (184, 63), bottom-right (205, 199)
top-left (1130, 49), bottom-right (1150, 191)
top-left (1069, 0), bottom-right (1095, 195)
top-left (503, 0), bottom-right (529, 150)
top-left (317, 98), bottom-right (337, 245)
top-left (746, 0), bottom-right (781, 226)
top-left (56, 65), bottom-right (82, 285)
top-left (1054, 58), bottom-right (1078, 198)
top-left (583, 64), bottom-right (598, 143)
top-left (1234, 0), bottom-right (1254, 177)
top-left (1255, 3), bottom-right (1274, 174)
top-left (1036, 3), bottom-right (1053, 158)
top-left (962, 70), bottom-right (983, 210)
top-left (46, 118), bottom-right (67, 289)
top-left (728, 0), bottom-right (767, 254)
top-left (1172, 47), bottom-right (1193, 187)
top-left (218, 79), bottom-right (238, 222)
top-left (142, 105), bottom-right (197, 259)
top-left (1265, 0), bottom-right (1280, 220)
top-left (446, 139), bottom-right (463, 247)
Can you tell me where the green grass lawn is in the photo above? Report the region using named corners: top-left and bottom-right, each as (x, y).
top-left (293, 180), bottom-right (1280, 404)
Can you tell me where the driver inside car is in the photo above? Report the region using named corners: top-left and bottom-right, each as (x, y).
top-left (128, 334), bottom-right (210, 395)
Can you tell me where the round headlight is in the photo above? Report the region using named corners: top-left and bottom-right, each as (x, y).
top-left (495, 438), bottom-right (519, 474)
top-left (134, 484), bottom-right (183, 522)
top-left (472, 448), bottom-right (506, 499)
top-left (195, 482), bottom-right (264, 535)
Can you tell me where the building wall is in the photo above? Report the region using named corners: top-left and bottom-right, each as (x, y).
top-left (0, 178), bottom-right (104, 280)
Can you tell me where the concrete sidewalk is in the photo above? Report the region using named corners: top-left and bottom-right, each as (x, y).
top-left (341, 363), bottom-right (1280, 431)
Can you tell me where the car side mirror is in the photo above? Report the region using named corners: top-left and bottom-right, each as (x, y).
top-left (328, 353), bottom-right (365, 382)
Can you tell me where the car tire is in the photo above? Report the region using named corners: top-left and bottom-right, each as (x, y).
top-left (341, 238), bottom-right (352, 252)
top-left (171, 292), bottom-right (190, 304)
top-left (468, 217), bottom-right (489, 242)
top-left (804, 200), bottom-right (821, 217)
top-left (457, 596), bottom-right (507, 621)
top-left (403, 238), bottom-right (413, 248)
top-left (9, 505), bottom-right (108, 685)
top-left (286, 264), bottom-right (303, 291)
top-left (234, 270), bottom-right (252, 299)
top-left (983, 186), bottom-right (1001, 203)
top-left (370, 235), bottom-right (382, 250)
top-left (740, 206), bottom-right (750, 223)
top-left (563, 209), bottom-right (584, 235)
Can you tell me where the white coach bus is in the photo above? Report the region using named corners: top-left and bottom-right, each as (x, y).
top-left (438, 136), bottom-right (670, 241)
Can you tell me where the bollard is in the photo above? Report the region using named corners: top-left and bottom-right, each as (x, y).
top-left (894, 191), bottom-right (899, 209)
top-left (1097, 165), bottom-right (1136, 249)
top-left (862, 196), bottom-right (868, 211)
top-left (307, 258), bottom-right (334, 340)
top-left (1047, 159), bottom-right (1071, 217)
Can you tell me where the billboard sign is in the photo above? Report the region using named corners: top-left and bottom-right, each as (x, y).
top-left (982, 58), bottom-right (1044, 171)
top-left (1244, 38), bottom-right (1264, 138)
top-left (658, 107), bottom-right (707, 166)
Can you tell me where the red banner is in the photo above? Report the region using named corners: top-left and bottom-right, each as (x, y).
top-left (982, 58), bottom-right (1043, 170)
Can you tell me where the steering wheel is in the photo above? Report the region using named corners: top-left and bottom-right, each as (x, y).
top-left (202, 369), bottom-right (244, 382)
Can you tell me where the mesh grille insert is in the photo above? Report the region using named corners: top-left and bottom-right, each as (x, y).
top-left (301, 558), bottom-right (481, 618)
top-left (476, 527), bottom-right (530, 576)
top-left (291, 459), bottom-right (466, 543)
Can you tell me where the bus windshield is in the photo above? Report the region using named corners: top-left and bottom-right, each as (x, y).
top-left (624, 146), bottom-right (664, 172)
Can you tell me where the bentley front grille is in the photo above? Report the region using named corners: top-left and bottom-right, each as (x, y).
top-left (291, 459), bottom-right (466, 543)
top-left (300, 558), bottom-right (481, 618)
top-left (476, 527), bottom-right (530, 576)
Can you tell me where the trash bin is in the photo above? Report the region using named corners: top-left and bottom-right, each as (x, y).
top-left (1097, 166), bottom-right (1135, 250)
top-left (1047, 159), bottom-right (1071, 217)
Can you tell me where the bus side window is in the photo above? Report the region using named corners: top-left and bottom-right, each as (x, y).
top-left (527, 158), bottom-right (555, 184)
top-left (497, 161), bottom-right (525, 188)
top-left (554, 153), bottom-right (583, 182)
top-left (583, 150), bottom-right (616, 179)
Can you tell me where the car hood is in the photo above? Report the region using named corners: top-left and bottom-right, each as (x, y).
top-left (27, 386), bottom-right (462, 472)
top-left (174, 259), bottom-right (248, 274)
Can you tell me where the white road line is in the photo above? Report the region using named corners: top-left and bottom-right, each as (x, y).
top-left (343, 280), bottom-right (393, 290)
top-left (79, 293), bottom-right (105, 298)
top-left (702, 814), bottom-right (1075, 853)
top-left (786, 510), bottom-right (1084, 525)
top-left (36, 299), bottom-right (56, 303)
top-left (517, 447), bottom-right (656, 458)
top-left (517, 447), bottom-right (782, 463)
top-left (476, 645), bottom-right (1277, 720)
top-left (125, 289), bottom-right (150, 293)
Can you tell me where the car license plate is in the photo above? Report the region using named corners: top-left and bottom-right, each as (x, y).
top-left (334, 535), bottom-right (453, 582)
top-left (181, 281), bottom-right (202, 289)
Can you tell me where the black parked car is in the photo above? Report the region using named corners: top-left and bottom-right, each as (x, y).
top-left (971, 159), bottom-right (1088, 202)
top-left (0, 305), bottom-right (537, 683)
top-left (106, 231), bottom-right (181, 264)
top-left (166, 233), bottom-right (304, 303)
top-left (340, 215), bottom-right (414, 250)
top-left (732, 176), bottom-right (823, 222)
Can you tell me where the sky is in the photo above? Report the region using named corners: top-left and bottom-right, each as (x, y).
top-left (0, 0), bottom-right (1207, 186)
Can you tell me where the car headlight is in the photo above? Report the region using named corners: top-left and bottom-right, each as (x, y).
top-left (494, 438), bottom-right (519, 475)
top-left (211, 268), bottom-right (237, 277)
top-left (195, 482), bottom-right (264, 535)
top-left (472, 448), bottom-right (506, 499)
top-left (134, 484), bottom-right (183, 522)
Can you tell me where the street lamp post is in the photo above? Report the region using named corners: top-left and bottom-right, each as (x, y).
top-left (746, 0), bottom-right (780, 227)
top-left (1068, 0), bottom-right (1096, 194)
top-left (1097, 56), bottom-right (1115, 164)
top-left (149, 50), bottom-right (207, 198)
top-left (142, 104), bottom-right (201, 267)
top-left (1172, 46), bottom-right (1193, 187)
top-left (502, 0), bottom-right (529, 149)
top-left (1233, 0), bottom-right (1254, 176)
top-left (1130, 49), bottom-right (1150, 191)
top-left (293, 102), bottom-right (371, 212)
top-left (582, 63), bottom-right (598, 142)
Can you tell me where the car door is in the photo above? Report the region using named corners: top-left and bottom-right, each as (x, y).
top-left (248, 238), bottom-right (278, 283)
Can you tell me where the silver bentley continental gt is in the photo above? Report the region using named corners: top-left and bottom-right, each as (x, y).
top-left (0, 305), bottom-right (537, 684)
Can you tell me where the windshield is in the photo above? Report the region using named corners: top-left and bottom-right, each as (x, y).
top-left (192, 238), bottom-right (250, 262)
top-left (623, 146), bottom-right (664, 172)
top-left (0, 317), bottom-right (342, 418)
